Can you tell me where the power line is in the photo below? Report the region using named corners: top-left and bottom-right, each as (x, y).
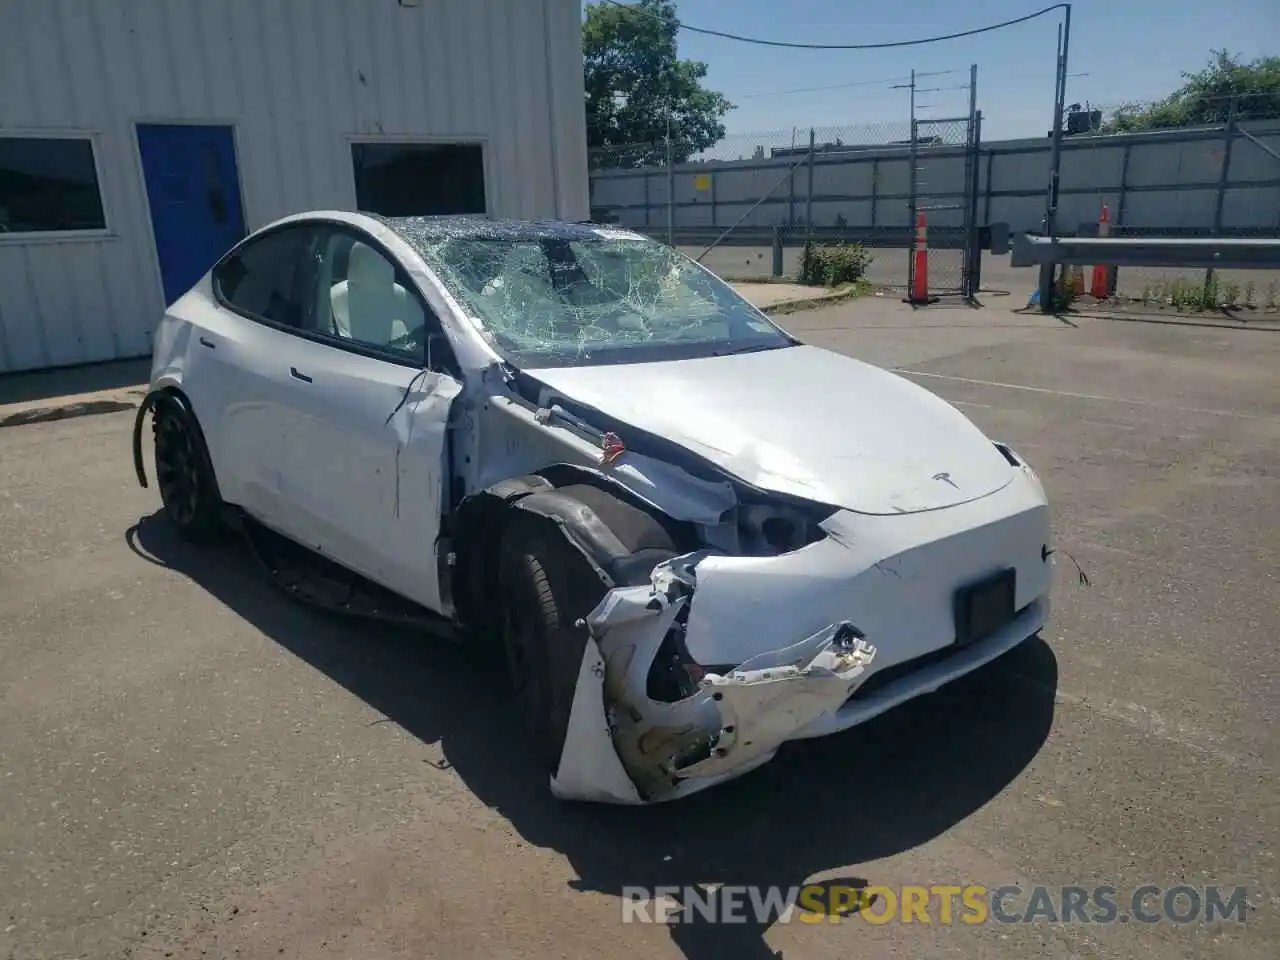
top-left (737, 70), bottom-right (965, 100)
top-left (598, 0), bottom-right (1069, 51)
top-left (738, 75), bottom-right (908, 100)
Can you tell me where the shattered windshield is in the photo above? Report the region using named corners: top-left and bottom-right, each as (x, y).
top-left (418, 230), bottom-right (795, 367)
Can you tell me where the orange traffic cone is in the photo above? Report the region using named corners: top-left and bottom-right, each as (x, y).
top-left (909, 213), bottom-right (930, 304)
top-left (1090, 205), bottom-right (1111, 298)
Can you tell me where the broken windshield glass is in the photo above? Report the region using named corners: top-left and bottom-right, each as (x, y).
top-left (418, 232), bottom-right (794, 367)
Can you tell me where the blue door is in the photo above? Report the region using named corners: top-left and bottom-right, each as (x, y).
top-left (137, 124), bottom-right (247, 305)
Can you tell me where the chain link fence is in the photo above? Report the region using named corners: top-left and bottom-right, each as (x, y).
top-left (588, 119), bottom-right (934, 290)
top-left (1044, 92), bottom-right (1280, 311)
top-left (588, 93), bottom-right (1280, 310)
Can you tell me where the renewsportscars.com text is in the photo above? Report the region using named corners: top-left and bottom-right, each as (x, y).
top-left (621, 884), bottom-right (1249, 925)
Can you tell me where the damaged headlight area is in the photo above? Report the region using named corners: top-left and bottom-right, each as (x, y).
top-left (551, 553), bottom-right (877, 805)
top-left (697, 492), bottom-right (837, 559)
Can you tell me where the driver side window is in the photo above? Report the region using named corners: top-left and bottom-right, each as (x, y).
top-left (302, 227), bottom-right (431, 364)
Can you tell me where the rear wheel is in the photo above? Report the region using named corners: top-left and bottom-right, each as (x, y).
top-left (153, 398), bottom-right (223, 542)
top-left (498, 518), bottom-right (605, 773)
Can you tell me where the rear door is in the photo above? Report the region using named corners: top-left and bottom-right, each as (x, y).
top-left (203, 223), bottom-right (315, 534)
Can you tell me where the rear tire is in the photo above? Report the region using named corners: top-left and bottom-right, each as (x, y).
top-left (152, 398), bottom-right (223, 543)
top-left (498, 518), bottom-right (606, 774)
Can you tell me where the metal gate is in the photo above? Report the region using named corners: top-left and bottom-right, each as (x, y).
top-left (903, 62), bottom-right (984, 300)
top-left (907, 112), bottom-right (982, 298)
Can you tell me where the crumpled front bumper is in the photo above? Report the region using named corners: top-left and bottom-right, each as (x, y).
top-left (548, 468), bottom-right (1053, 805)
top-left (550, 555), bottom-right (879, 805)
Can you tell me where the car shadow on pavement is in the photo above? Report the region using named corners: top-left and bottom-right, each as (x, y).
top-left (129, 511), bottom-right (1058, 960)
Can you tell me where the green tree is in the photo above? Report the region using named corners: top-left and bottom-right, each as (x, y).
top-left (1102, 50), bottom-right (1280, 133)
top-left (583, 0), bottom-right (733, 168)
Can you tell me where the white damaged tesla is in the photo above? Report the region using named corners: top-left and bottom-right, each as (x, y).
top-left (132, 211), bottom-right (1053, 804)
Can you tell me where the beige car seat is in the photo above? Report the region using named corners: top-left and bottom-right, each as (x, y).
top-left (329, 241), bottom-right (421, 346)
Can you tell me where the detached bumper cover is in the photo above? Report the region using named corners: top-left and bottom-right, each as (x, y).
top-left (551, 559), bottom-right (878, 805)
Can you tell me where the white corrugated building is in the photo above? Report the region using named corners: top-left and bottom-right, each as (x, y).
top-left (0, 0), bottom-right (590, 373)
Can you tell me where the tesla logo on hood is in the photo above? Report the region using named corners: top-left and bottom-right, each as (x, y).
top-left (932, 471), bottom-right (959, 489)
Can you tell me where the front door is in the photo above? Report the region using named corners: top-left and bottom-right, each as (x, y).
top-left (137, 124), bottom-right (247, 305)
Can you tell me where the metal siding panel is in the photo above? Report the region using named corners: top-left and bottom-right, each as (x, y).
top-left (55, 1), bottom-right (143, 362)
top-left (369, 2), bottom-right (401, 132)
top-left (90, 1), bottom-right (169, 358)
top-left (130, 0), bottom-right (182, 119)
top-left (392, 3), bottom-right (425, 134)
top-left (343, 0), bottom-right (380, 136)
top-left (194, 1), bottom-right (242, 119)
top-left (22, 246), bottom-right (84, 367)
top-left (461, 0), bottom-right (494, 136)
top-left (17, 0), bottom-right (76, 124)
top-left (260, 0), bottom-right (313, 212)
top-left (0, 247), bottom-right (47, 372)
top-left (284, 0), bottom-right (335, 205)
top-left (439, 0), bottom-right (472, 130)
top-left (0, 4), bottom-right (35, 126)
top-left (486, 0), bottom-right (518, 216)
top-left (547, 0), bottom-right (590, 219)
top-left (401, 5), bottom-right (432, 133)
top-left (226, 0), bottom-right (283, 226)
top-left (514, 0), bottom-right (554, 217)
top-left (96, 239), bottom-right (150, 359)
top-left (317, 0), bottom-right (360, 206)
top-left (160, 0), bottom-right (211, 118)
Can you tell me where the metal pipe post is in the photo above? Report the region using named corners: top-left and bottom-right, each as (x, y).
top-left (1206, 95), bottom-right (1239, 296)
top-left (806, 128), bottom-right (816, 233)
top-left (1039, 4), bottom-right (1072, 311)
top-left (907, 69), bottom-right (918, 288)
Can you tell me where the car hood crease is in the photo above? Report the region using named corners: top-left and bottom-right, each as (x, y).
top-left (524, 344), bottom-right (1015, 515)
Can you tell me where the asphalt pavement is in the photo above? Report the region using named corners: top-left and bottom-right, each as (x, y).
top-left (1, 297), bottom-right (1277, 959)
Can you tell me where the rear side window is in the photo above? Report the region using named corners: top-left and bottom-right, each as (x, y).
top-left (212, 227), bottom-right (310, 327)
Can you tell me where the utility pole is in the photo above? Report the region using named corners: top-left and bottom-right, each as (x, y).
top-left (1039, 3), bottom-right (1072, 311)
top-left (893, 71), bottom-right (919, 286)
top-left (893, 69), bottom-right (946, 289)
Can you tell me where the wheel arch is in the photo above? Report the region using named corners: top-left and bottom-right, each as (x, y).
top-left (132, 383), bottom-right (221, 504)
top-left (451, 464), bottom-right (697, 644)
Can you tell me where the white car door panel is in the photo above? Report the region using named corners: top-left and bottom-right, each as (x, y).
top-left (273, 335), bottom-right (461, 612)
top-left (214, 319), bottom-right (312, 536)
top-left (201, 221), bottom-right (460, 615)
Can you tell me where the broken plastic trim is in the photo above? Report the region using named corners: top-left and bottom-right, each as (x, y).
top-left (131, 391), bottom-right (160, 488)
top-left (551, 553), bottom-right (877, 804)
top-left (994, 442), bottom-right (1021, 466)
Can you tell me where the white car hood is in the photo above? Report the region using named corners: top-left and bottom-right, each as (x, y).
top-left (525, 343), bottom-right (1014, 515)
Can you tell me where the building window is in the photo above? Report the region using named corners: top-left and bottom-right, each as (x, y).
top-left (351, 142), bottom-right (486, 217)
top-left (0, 137), bottom-right (107, 234)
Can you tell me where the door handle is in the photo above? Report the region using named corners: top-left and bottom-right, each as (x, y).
top-left (199, 336), bottom-right (216, 349)
top-left (289, 367), bottom-right (313, 383)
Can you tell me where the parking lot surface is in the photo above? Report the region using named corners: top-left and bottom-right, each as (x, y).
top-left (2, 298), bottom-right (1277, 959)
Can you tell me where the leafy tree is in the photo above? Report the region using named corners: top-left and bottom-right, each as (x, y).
top-left (583, 0), bottom-right (733, 168)
top-left (1102, 51), bottom-right (1280, 133)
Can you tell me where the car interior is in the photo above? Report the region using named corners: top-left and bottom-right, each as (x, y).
top-left (313, 235), bottom-right (424, 350)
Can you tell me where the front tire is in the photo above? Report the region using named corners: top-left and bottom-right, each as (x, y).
top-left (153, 398), bottom-right (223, 542)
top-left (498, 518), bottom-right (605, 774)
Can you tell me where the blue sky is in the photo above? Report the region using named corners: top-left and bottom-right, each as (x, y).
top-left (583, 0), bottom-right (1278, 143)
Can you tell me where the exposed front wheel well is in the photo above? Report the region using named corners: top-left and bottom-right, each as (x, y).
top-left (450, 466), bottom-right (696, 647)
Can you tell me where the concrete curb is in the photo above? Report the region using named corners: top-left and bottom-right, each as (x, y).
top-left (756, 283), bottom-right (869, 316)
top-left (0, 390), bottom-right (145, 429)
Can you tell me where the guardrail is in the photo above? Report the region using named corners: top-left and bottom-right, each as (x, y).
top-left (637, 224), bottom-right (1012, 282)
top-left (1012, 234), bottom-right (1280, 270)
